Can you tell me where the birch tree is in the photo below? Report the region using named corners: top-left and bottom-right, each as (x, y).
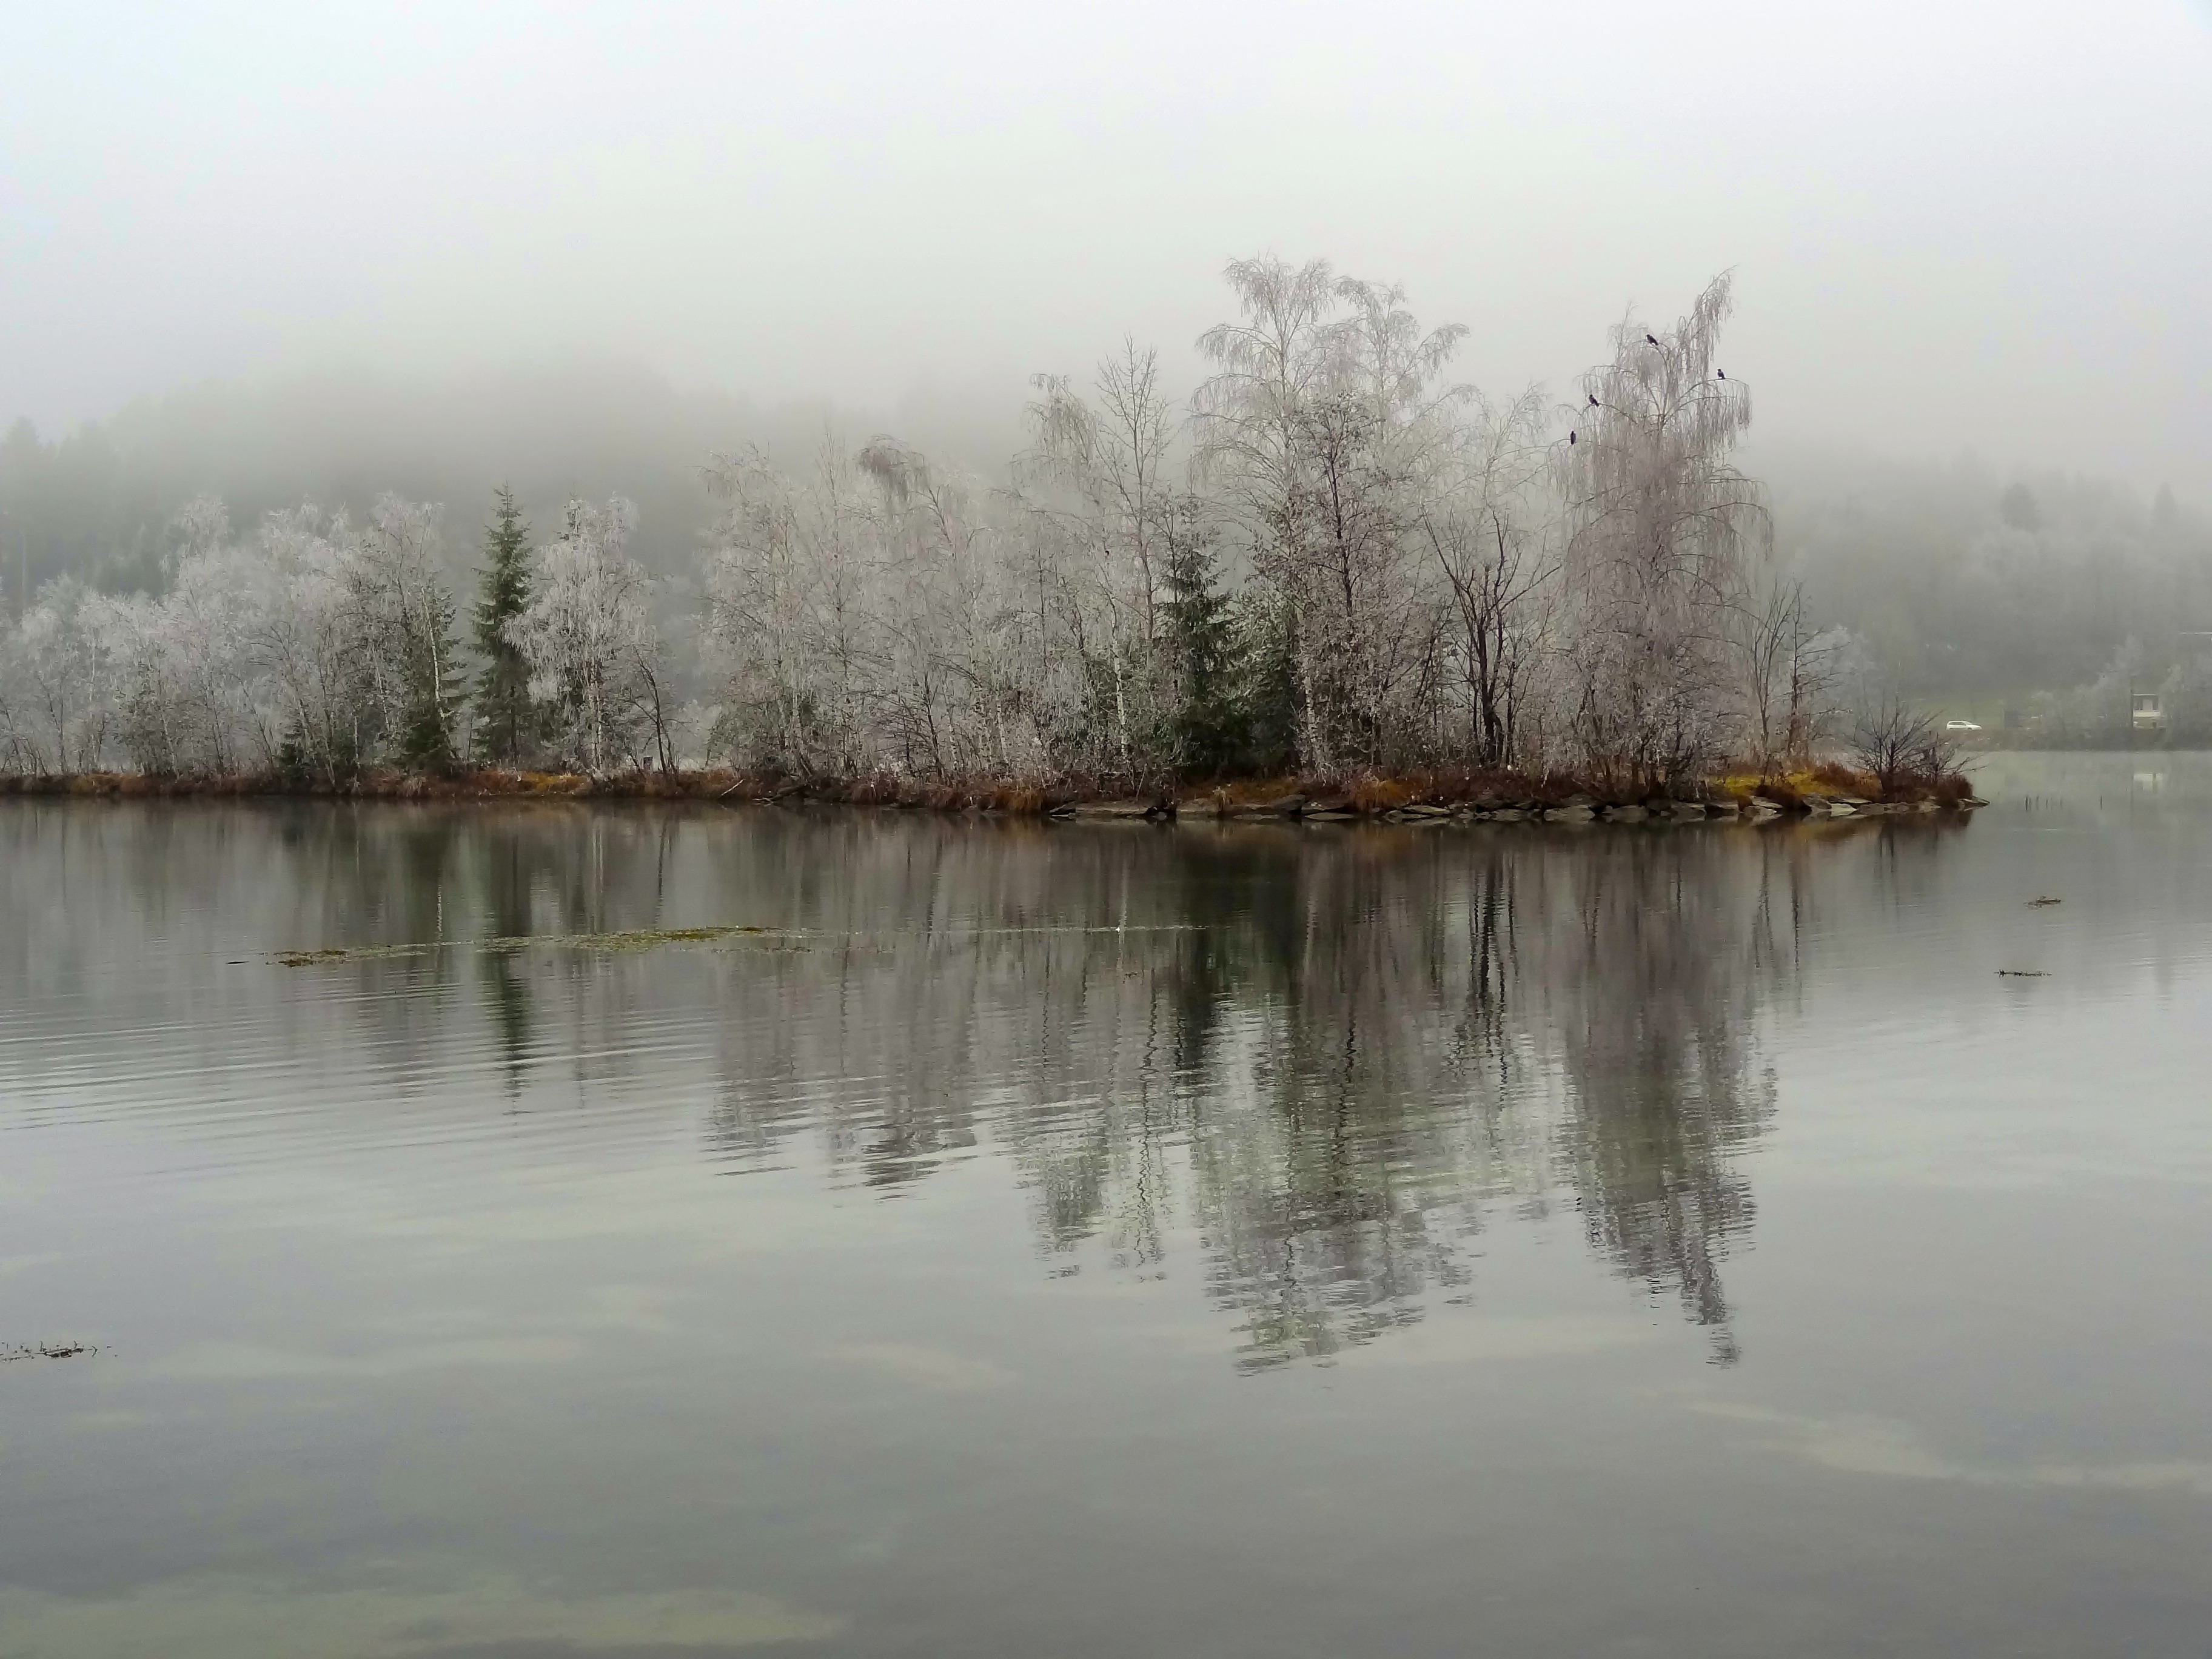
top-left (702, 438), bottom-right (888, 776)
top-left (258, 508), bottom-right (377, 781)
top-left (111, 531), bottom-right (275, 774)
top-left (1192, 257), bottom-right (1344, 768)
top-left (349, 494), bottom-right (463, 771)
top-left (1021, 342), bottom-right (1178, 775)
top-left (1555, 272), bottom-right (1768, 790)
top-left (0, 578), bottom-right (126, 773)
top-left (858, 439), bottom-right (1047, 780)
top-left (1194, 258), bottom-right (1467, 771)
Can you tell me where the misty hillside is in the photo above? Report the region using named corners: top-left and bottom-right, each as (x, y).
top-left (1763, 451), bottom-right (2212, 709)
top-left (0, 365), bottom-right (1030, 602)
top-left (3, 362), bottom-right (2206, 712)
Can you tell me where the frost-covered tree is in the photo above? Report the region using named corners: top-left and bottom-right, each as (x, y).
top-left (507, 498), bottom-right (669, 774)
top-left (702, 439), bottom-right (890, 776)
top-left (1555, 272), bottom-right (1768, 790)
top-left (111, 526), bottom-right (275, 774)
top-left (1191, 257), bottom-right (1343, 769)
top-left (1021, 342), bottom-right (1180, 774)
top-left (0, 578), bottom-right (124, 773)
top-left (257, 507), bottom-right (378, 780)
top-left (855, 438), bottom-right (1047, 780)
top-left (705, 433), bottom-right (1081, 783)
top-left (350, 495), bottom-right (463, 771)
top-left (1423, 389), bottom-right (1559, 769)
top-left (1193, 258), bottom-right (1466, 771)
top-left (38, 495), bottom-right (471, 782)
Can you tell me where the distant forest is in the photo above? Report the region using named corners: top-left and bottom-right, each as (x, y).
top-left (3, 260), bottom-right (2207, 786)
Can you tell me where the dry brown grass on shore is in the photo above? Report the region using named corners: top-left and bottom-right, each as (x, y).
top-left (1709, 761), bottom-right (1969, 808)
top-left (0, 760), bottom-right (1977, 813)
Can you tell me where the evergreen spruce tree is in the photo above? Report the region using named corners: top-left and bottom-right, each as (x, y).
top-left (1232, 590), bottom-right (1301, 776)
top-left (472, 486), bottom-right (535, 764)
top-left (1159, 509), bottom-right (1247, 776)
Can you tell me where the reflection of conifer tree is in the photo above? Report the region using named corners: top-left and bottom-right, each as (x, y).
top-left (475, 826), bottom-right (537, 1094)
top-left (392, 814), bottom-right (463, 965)
top-left (323, 810), bottom-right (468, 1080)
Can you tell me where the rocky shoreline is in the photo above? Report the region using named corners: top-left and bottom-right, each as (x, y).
top-left (1057, 788), bottom-right (1985, 826)
top-left (0, 769), bottom-right (1985, 824)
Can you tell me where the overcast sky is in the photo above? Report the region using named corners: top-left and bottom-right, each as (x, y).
top-left (5, 1), bottom-right (2208, 492)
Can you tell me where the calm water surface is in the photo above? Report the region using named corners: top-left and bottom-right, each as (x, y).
top-left (1, 753), bottom-right (2208, 1657)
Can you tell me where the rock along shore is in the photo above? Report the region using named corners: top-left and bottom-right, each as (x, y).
top-left (0, 769), bottom-right (1986, 824)
top-left (1059, 788), bottom-right (1983, 826)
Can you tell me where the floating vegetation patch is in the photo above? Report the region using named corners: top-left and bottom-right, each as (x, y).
top-left (2, 1342), bottom-right (94, 1362)
top-left (1998, 970), bottom-right (2051, 977)
top-left (2028, 896), bottom-right (2063, 907)
top-left (273, 925), bottom-right (793, 967)
top-left (269, 921), bottom-right (1204, 967)
top-left (567, 925), bottom-right (780, 952)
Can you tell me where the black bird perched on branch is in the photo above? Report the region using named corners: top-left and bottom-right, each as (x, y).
top-left (1717, 369), bottom-right (1726, 380)
top-left (1646, 333), bottom-right (1658, 345)
top-left (1588, 393), bottom-right (1599, 407)
top-left (1569, 431), bottom-right (1577, 444)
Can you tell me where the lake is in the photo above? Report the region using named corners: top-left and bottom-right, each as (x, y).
top-left (1, 752), bottom-right (2208, 1658)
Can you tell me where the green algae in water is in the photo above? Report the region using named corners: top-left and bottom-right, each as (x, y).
top-left (272, 925), bottom-right (790, 967)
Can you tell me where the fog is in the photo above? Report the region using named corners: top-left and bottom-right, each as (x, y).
top-left (5, 1), bottom-right (2209, 496)
top-left (5, 3), bottom-right (2211, 751)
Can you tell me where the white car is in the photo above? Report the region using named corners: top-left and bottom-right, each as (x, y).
top-left (1945, 720), bottom-right (1982, 731)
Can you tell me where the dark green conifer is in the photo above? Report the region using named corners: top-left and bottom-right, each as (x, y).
top-left (1159, 508), bottom-right (1247, 776)
top-left (1232, 592), bottom-right (1300, 775)
top-left (472, 487), bottom-right (535, 764)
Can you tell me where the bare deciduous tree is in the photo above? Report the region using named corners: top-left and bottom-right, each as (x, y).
top-left (1556, 272), bottom-right (1769, 792)
top-left (1193, 258), bottom-right (1468, 773)
top-left (349, 495), bottom-right (463, 770)
top-left (1849, 692), bottom-right (1960, 793)
top-left (1729, 574), bottom-right (1841, 775)
top-left (1021, 341), bottom-right (1179, 777)
top-left (1425, 388), bottom-right (1557, 768)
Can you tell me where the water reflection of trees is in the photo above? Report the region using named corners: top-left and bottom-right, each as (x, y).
top-left (3, 802), bottom-right (1857, 1370)
top-left (694, 820), bottom-right (1803, 1370)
